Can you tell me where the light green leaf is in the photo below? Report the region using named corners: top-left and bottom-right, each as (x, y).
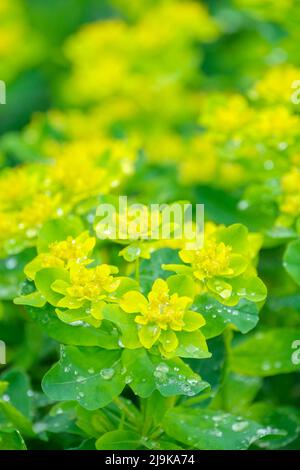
top-left (195, 295), bottom-right (259, 338)
top-left (231, 329), bottom-right (300, 376)
top-left (163, 408), bottom-right (282, 450)
top-left (245, 403), bottom-right (300, 449)
top-left (103, 305), bottom-right (140, 349)
top-left (35, 268), bottom-right (69, 306)
top-left (122, 349), bottom-right (210, 398)
top-left (167, 274), bottom-right (195, 299)
top-left (37, 217), bottom-right (84, 253)
top-left (14, 291), bottom-right (46, 307)
top-left (284, 240), bottom-right (300, 285)
top-left (42, 346), bottom-right (125, 410)
top-left (28, 306), bottom-right (119, 349)
top-left (0, 430), bottom-right (26, 450)
top-left (96, 430), bottom-right (141, 450)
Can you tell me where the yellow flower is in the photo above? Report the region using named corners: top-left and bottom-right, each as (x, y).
top-left (25, 232), bottom-right (95, 280)
top-left (53, 264), bottom-right (120, 319)
top-left (120, 279), bottom-right (205, 354)
top-left (180, 240), bottom-right (234, 282)
top-left (251, 64), bottom-right (300, 104)
top-left (164, 224), bottom-right (266, 305)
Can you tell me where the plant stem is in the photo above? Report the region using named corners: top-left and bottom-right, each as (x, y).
top-left (114, 397), bottom-right (137, 424)
top-left (135, 256), bottom-right (140, 283)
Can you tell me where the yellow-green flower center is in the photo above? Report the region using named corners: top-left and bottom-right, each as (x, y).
top-left (192, 240), bottom-right (232, 280)
top-left (67, 264), bottom-right (119, 301)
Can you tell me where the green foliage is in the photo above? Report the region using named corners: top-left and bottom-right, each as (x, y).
top-left (0, 0), bottom-right (300, 452)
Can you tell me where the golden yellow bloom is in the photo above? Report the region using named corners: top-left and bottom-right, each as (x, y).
top-left (251, 64), bottom-right (300, 104)
top-left (121, 279), bottom-right (206, 354)
top-left (164, 224), bottom-right (266, 305)
top-left (25, 232), bottom-right (95, 280)
top-left (180, 240), bottom-right (234, 281)
top-left (53, 264), bottom-right (120, 318)
top-left (64, 264), bottom-right (120, 301)
top-left (135, 279), bottom-right (190, 331)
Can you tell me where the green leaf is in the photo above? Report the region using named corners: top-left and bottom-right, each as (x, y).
top-left (139, 249), bottom-right (180, 294)
top-left (174, 331), bottom-right (211, 359)
top-left (195, 295), bottom-right (259, 338)
top-left (284, 240), bottom-right (300, 285)
top-left (102, 305), bottom-right (140, 349)
top-left (34, 402), bottom-right (81, 436)
top-left (245, 403), bottom-right (300, 449)
top-left (0, 370), bottom-right (32, 418)
top-left (35, 268), bottom-right (69, 306)
top-left (167, 274), bottom-right (195, 298)
top-left (231, 329), bottom-right (300, 376)
top-left (29, 305), bottom-right (119, 349)
top-left (122, 349), bottom-right (210, 398)
top-left (14, 291), bottom-right (46, 307)
top-left (163, 408), bottom-right (282, 450)
top-left (69, 439), bottom-right (96, 450)
top-left (211, 373), bottom-right (262, 413)
top-left (37, 217), bottom-right (84, 253)
top-left (96, 430), bottom-right (141, 450)
top-left (0, 370), bottom-right (34, 437)
top-left (0, 401), bottom-right (34, 437)
top-left (215, 224), bottom-right (248, 254)
top-left (42, 346), bottom-right (125, 410)
top-left (0, 430), bottom-right (26, 450)
top-left (0, 249), bottom-right (36, 300)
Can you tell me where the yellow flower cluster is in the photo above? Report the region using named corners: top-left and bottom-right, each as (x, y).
top-left (251, 65), bottom-right (300, 105)
top-left (177, 65), bottom-right (300, 228)
top-left (121, 278), bottom-right (206, 354)
top-left (164, 223), bottom-right (266, 306)
top-left (63, 1), bottom-right (218, 105)
top-left (25, 232), bottom-right (95, 280)
top-left (55, 1), bottom-right (218, 162)
top-left (0, 137), bottom-right (136, 256)
top-left (54, 263), bottom-right (120, 314)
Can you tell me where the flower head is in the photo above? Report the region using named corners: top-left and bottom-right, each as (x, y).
top-left (25, 231), bottom-right (95, 280)
top-left (120, 278), bottom-right (206, 356)
top-left (53, 263), bottom-right (120, 320)
top-left (164, 223), bottom-right (267, 306)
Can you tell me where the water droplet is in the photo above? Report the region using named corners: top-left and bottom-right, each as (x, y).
top-left (238, 200), bottom-right (249, 211)
top-left (76, 376), bottom-right (86, 383)
top-left (26, 228), bottom-right (37, 238)
top-left (100, 368), bottom-right (115, 380)
top-left (210, 429), bottom-right (223, 437)
top-left (5, 257), bottom-right (17, 270)
top-left (185, 344), bottom-right (199, 354)
top-left (154, 363), bottom-right (169, 380)
top-left (232, 421), bottom-right (249, 432)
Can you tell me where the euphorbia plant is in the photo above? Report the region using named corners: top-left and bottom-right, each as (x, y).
top-left (10, 215), bottom-right (291, 450)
